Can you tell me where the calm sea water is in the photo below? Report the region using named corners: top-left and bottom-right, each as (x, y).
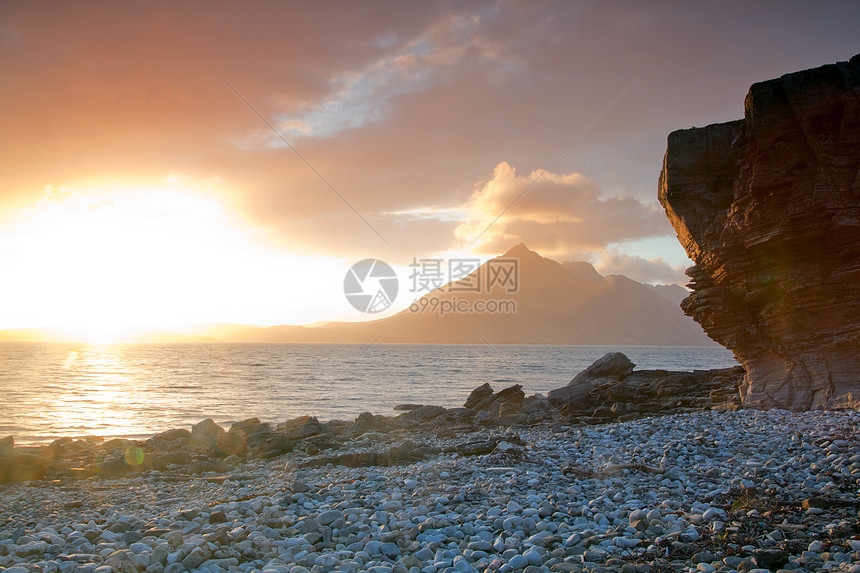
top-left (0, 342), bottom-right (738, 445)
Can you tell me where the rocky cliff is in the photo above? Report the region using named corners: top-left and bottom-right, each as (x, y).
top-left (658, 55), bottom-right (860, 410)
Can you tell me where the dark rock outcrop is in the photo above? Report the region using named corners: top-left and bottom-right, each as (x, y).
top-left (659, 55), bottom-right (860, 410)
top-left (571, 352), bottom-right (635, 383)
top-left (463, 383), bottom-right (525, 413)
top-left (547, 353), bottom-right (745, 419)
top-left (548, 352), bottom-right (635, 410)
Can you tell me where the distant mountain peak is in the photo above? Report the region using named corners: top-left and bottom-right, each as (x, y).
top-left (114, 244), bottom-right (713, 346)
top-left (501, 243), bottom-right (539, 259)
top-left (562, 261), bottom-right (605, 285)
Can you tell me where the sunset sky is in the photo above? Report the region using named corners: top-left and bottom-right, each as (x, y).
top-left (1, 1), bottom-right (857, 335)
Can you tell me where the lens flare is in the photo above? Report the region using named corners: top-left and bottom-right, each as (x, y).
top-left (124, 446), bottom-right (144, 465)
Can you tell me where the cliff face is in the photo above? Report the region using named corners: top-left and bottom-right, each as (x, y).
top-left (658, 55), bottom-right (860, 410)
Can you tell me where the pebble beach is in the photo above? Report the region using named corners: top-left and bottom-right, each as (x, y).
top-left (3, 408), bottom-right (860, 573)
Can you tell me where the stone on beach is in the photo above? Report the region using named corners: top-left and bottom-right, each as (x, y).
top-left (462, 383), bottom-right (525, 417)
top-left (547, 352), bottom-right (745, 419)
top-left (570, 352), bottom-right (635, 384)
top-left (2, 407), bottom-right (860, 573)
top-left (401, 404), bottom-right (446, 421)
top-left (191, 418), bottom-right (225, 443)
top-left (0, 451), bottom-right (49, 483)
top-left (278, 415), bottom-right (324, 439)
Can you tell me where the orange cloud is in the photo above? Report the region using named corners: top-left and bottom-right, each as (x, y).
top-left (454, 162), bottom-right (670, 258)
top-left (1, 0), bottom-right (856, 276)
top-left (593, 252), bottom-right (688, 285)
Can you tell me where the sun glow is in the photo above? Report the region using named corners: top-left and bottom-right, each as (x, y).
top-left (0, 180), bottom-right (350, 339)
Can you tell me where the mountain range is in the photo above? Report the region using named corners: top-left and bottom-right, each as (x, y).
top-left (0, 244), bottom-right (713, 345)
top-left (179, 244), bottom-right (712, 346)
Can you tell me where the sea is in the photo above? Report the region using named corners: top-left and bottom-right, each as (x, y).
top-left (0, 342), bottom-right (739, 445)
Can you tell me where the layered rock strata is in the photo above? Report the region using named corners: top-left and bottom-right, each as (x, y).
top-left (659, 55), bottom-right (860, 410)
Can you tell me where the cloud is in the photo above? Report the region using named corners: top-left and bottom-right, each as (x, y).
top-left (593, 252), bottom-right (689, 285)
top-left (453, 162), bottom-right (669, 257)
top-left (260, 11), bottom-right (506, 142)
top-left (1, 0), bottom-right (857, 263)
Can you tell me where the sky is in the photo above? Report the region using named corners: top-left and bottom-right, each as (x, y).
top-left (0, 0), bottom-right (857, 334)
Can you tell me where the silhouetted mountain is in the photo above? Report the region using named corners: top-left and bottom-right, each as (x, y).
top-left (189, 244), bottom-right (713, 345)
top-left (650, 283), bottom-right (690, 307)
top-left (561, 261), bottom-right (605, 285)
top-left (3, 246), bottom-right (711, 345)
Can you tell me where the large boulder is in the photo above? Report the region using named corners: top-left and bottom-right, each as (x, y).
top-left (462, 383), bottom-right (525, 414)
top-left (191, 418), bottom-right (225, 443)
top-left (146, 428), bottom-right (191, 448)
top-left (570, 352), bottom-right (635, 384)
top-left (279, 415), bottom-right (324, 439)
top-left (464, 383), bottom-right (494, 410)
top-left (659, 54), bottom-right (860, 410)
top-left (548, 353), bottom-right (634, 410)
top-left (401, 405), bottom-right (446, 422)
top-left (0, 452), bottom-right (49, 483)
top-left (548, 353), bottom-right (744, 416)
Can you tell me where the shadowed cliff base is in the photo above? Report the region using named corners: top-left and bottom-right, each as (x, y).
top-left (659, 54), bottom-right (860, 410)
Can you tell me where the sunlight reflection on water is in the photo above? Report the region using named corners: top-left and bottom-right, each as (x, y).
top-left (0, 342), bottom-right (738, 445)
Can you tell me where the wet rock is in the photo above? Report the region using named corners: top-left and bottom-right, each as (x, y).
top-left (0, 452), bottom-right (49, 483)
top-left (304, 439), bottom-right (436, 467)
top-left (253, 433), bottom-right (295, 459)
top-left (146, 428), bottom-right (192, 448)
top-left (464, 383), bottom-right (495, 409)
top-left (215, 430), bottom-right (247, 457)
top-left (393, 403), bottom-right (422, 411)
top-left (229, 417), bottom-right (269, 436)
top-left (402, 405), bottom-right (446, 421)
top-left (279, 415), bottom-right (325, 439)
top-left (753, 549), bottom-right (789, 571)
top-left (351, 412), bottom-right (391, 433)
top-left (548, 353), bottom-right (744, 417)
top-left (191, 418), bottom-right (225, 443)
top-left (0, 435), bottom-right (14, 453)
top-left (463, 383), bottom-right (525, 414)
top-left (92, 456), bottom-right (137, 478)
top-left (572, 352), bottom-right (635, 383)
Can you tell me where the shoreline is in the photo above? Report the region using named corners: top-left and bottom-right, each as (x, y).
top-left (2, 358), bottom-right (747, 481)
top-left (2, 408), bottom-right (859, 573)
top-left (3, 358), bottom-right (858, 572)
top-left (0, 344), bottom-right (740, 449)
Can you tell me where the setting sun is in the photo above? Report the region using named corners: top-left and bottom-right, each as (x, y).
top-left (0, 180), bottom-right (352, 338)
